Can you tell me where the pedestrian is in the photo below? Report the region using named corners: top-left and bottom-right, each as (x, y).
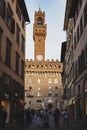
top-left (0, 105), bottom-right (4, 129)
top-left (2, 107), bottom-right (7, 129)
top-left (54, 108), bottom-right (60, 127)
top-left (56, 108), bottom-right (60, 126)
top-left (34, 111), bottom-right (41, 128)
top-left (63, 108), bottom-right (69, 126)
top-left (26, 108), bottom-right (32, 126)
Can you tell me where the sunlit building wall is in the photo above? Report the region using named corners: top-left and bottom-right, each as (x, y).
top-left (0, 0), bottom-right (30, 123)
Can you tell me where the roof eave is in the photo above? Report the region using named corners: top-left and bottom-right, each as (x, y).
top-left (17, 0), bottom-right (30, 22)
top-left (63, 0), bottom-right (72, 30)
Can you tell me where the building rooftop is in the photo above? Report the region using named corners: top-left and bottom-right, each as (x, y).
top-left (63, 0), bottom-right (78, 30)
top-left (17, 0), bottom-right (30, 22)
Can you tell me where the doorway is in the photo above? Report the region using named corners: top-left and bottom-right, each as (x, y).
top-left (48, 103), bottom-right (52, 109)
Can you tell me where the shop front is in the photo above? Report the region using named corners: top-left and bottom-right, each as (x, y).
top-left (0, 73), bottom-right (24, 123)
top-left (69, 97), bottom-right (75, 117)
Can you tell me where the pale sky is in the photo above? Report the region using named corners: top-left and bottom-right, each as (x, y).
top-left (25, 0), bottom-right (66, 61)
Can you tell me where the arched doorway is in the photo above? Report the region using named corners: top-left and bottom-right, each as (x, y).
top-left (47, 98), bottom-right (53, 109)
top-left (48, 103), bottom-right (52, 109)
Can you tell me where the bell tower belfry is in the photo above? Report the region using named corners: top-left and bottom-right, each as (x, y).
top-left (33, 8), bottom-right (47, 61)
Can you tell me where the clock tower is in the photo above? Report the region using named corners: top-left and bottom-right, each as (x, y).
top-left (25, 8), bottom-right (63, 110)
top-left (33, 8), bottom-right (47, 61)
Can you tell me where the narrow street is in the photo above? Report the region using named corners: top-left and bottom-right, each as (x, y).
top-left (7, 113), bottom-right (87, 130)
top-left (0, 1), bottom-right (87, 130)
top-left (28, 115), bottom-right (87, 130)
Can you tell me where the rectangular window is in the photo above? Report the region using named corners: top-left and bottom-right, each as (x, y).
top-left (21, 35), bottom-right (25, 54)
top-left (0, 28), bottom-right (3, 58)
top-left (84, 3), bottom-right (87, 27)
top-left (0, 34), bottom-right (1, 58)
top-left (78, 56), bottom-right (81, 74)
top-left (3, 74), bottom-right (10, 85)
top-left (77, 26), bottom-right (79, 43)
top-left (78, 50), bottom-right (85, 73)
top-left (11, 18), bottom-right (15, 33)
top-left (0, 0), bottom-right (6, 19)
top-left (74, 10), bottom-right (78, 24)
top-left (21, 60), bottom-right (24, 80)
top-left (74, 62), bottom-right (78, 77)
top-left (74, 34), bottom-right (76, 49)
top-left (85, 45), bottom-right (87, 64)
top-left (80, 16), bottom-right (83, 36)
top-left (78, 85), bottom-right (81, 97)
top-left (81, 50), bottom-right (85, 71)
top-left (16, 23), bottom-right (20, 45)
top-left (5, 38), bottom-right (12, 67)
top-left (6, 4), bottom-right (15, 33)
top-left (16, 4), bottom-right (21, 20)
top-left (15, 52), bottom-right (20, 75)
top-left (22, 18), bottom-right (25, 29)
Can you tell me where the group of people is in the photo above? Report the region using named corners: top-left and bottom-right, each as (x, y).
top-left (34, 109), bottom-right (50, 128)
top-left (0, 105), bottom-right (69, 129)
top-left (24, 108), bottom-right (50, 128)
top-left (54, 108), bottom-right (69, 127)
top-left (24, 107), bottom-right (69, 128)
top-left (24, 107), bottom-right (35, 127)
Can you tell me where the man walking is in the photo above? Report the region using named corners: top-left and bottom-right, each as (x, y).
top-left (54, 108), bottom-right (60, 127)
top-left (63, 108), bottom-right (69, 126)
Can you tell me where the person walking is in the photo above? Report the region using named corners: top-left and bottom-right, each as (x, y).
top-left (63, 108), bottom-right (69, 127)
top-left (54, 108), bottom-right (60, 127)
top-left (1, 107), bottom-right (7, 129)
top-left (34, 111), bottom-right (41, 128)
top-left (0, 105), bottom-right (4, 129)
top-left (56, 108), bottom-right (60, 126)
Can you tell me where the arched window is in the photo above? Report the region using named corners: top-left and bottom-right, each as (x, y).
top-left (37, 17), bottom-right (43, 25)
top-left (48, 79), bottom-right (52, 84)
top-left (54, 79), bottom-right (58, 84)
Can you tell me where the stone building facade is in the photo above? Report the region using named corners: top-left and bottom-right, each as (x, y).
top-left (0, 0), bottom-right (30, 123)
top-left (25, 8), bottom-right (63, 110)
top-left (62, 0), bottom-right (87, 119)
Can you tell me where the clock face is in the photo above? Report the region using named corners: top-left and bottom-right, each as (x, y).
top-left (36, 55), bottom-right (43, 61)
